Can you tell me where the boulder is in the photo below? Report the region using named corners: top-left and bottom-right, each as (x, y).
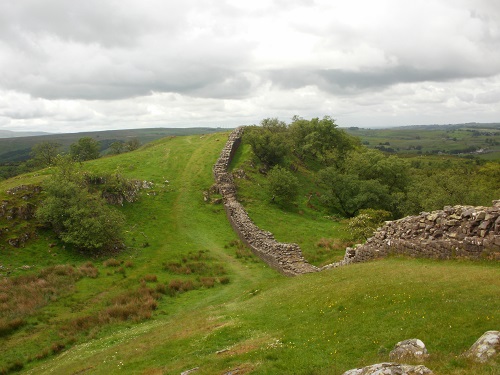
top-left (389, 339), bottom-right (429, 361)
top-left (463, 330), bottom-right (500, 363)
top-left (342, 362), bottom-right (433, 375)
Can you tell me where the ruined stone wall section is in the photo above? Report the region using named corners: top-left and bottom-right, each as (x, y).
top-left (213, 128), bottom-right (319, 276)
top-left (324, 202), bottom-right (500, 269)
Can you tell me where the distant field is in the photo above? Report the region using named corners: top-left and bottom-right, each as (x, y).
top-left (0, 127), bottom-right (228, 163)
top-left (344, 123), bottom-right (500, 160)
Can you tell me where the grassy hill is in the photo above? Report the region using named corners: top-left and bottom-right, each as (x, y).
top-left (0, 127), bottom-right (226, 163)
top-left (0, 132), bottom-right (498, 374)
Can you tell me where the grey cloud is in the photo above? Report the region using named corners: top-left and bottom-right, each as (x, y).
top-left (268, 65), bottom-right (500, 95)
top-left (0, 0), bottom-right (183, 48)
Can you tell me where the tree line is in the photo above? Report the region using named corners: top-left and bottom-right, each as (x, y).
top-left (0, 137), bottom-right (140, 180)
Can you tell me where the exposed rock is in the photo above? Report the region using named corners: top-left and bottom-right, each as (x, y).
top-left (342, 362), bottom-right (433, 375)
top-left (180, 367), bottom-right (199, 375)
top-left (463, 330), bottom-right (500, 363)
top-left (389, 339), bottom-right (429, 361)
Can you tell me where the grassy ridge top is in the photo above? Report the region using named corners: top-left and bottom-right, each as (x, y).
top-left (0, 127), bottom-right (226, 162)
top-left (0, 132), bottom-right (498, 374)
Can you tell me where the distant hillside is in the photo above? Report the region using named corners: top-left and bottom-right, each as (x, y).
top-left (0, 129), bottom-right (51, 138)
top-left (344, 122), bottom-right (500, 160)
top-left (0, 127), bottom-right (228, 163)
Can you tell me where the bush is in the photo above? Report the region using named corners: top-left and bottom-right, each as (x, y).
top-left (103, 258), bottom-right (121, 267)
top-left (36, 157), bottom-right (125, 252)
top-left (347, 209), bottom-right (392, 241)
top-left (142, 274), bottom-right (158, 283)
top-left (267, 166), bottom-right (299, 205)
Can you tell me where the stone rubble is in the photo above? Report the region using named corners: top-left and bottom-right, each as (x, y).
top-left (324, 201), bottom-right (500, 269)
top-left (342, 362), bottom-right (433, 375)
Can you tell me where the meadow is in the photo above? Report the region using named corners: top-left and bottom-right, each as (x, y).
top-left (0, 131), bottom-right (498, 374)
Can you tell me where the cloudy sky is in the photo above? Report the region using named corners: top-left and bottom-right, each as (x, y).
top-left (0, 0), bottom-right (499, 133)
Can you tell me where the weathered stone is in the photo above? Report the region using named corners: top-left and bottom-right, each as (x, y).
top-left (342, 362), bottom-right (433, 375)
top-left (214, 128), bottom-right (318, 276)
top-left (389, 339), bottom-right (429, 361)
top-left (463, 330), bottom-right (500, 363)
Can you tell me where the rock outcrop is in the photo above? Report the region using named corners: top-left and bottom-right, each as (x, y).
top-left (463, 330), bottom-right (500, 363)
top-left (389, 339), bottom-right (429, 361)
top-left (342, 362), bottom-right (433, 375)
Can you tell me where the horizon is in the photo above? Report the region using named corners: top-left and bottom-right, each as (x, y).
top-left (1, 120), bottom-right (500, 137)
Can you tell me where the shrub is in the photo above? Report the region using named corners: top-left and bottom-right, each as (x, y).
top-left (142, 274), bottom-right (158, 283)
top-left (155, 283), bottom-right (167, 295)
top-left (218, 276), bottom-right (230, 285)
top-left (0, 318), bottom-right (26, 337)
top-left (267, 166), bottom-right (299, 205)
top-left (36, 156), bottom-right (125, 252)
top-left (79, 262), bottom-right (99, 278)
top-left (103, 258), bottom-right (121, 267)
top-left (50, 342), bottom-right (65, 354)
top-left (347, 209), bottom-right (392, 241)
top-left (200, 277), bottom-right (215, 288)
top-left (167, 280), bottom-right (196, 296)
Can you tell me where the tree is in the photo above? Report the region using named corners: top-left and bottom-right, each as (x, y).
top-left (317, 168), bottom-right (391, 217)
top-left (110, 141), bottom-right (125, 155)
top-left (289, 116), bottom-right (359, 166)
top-left (125, 138), bottom-right (141, 152)
top-left (70, 137), bottom-right (100, 162)
top-left (36, 156), bottom-right (125, 251)
top-left (243, 119), bottom-right (290, 166)
top-left (30, 141), bottom-right (61, 167)
top-left (267, 166), bottom-right (300, 205)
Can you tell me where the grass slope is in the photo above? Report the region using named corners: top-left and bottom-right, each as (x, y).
top-left (0, 127), bottom-right (226, 163)
top-left (0, 132), bottom-right (498, 375)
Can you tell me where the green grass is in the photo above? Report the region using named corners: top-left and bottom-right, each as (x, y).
top-left (0, 131), bottom-right (498, 375)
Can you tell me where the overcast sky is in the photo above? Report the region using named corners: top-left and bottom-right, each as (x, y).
top-left (0, 0), bottom-right (499, 133)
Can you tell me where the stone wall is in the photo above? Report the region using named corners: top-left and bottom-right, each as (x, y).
top-left (213, 128), bottom-right (319, 276)
top-left (325, 202), bottom-right (500, 269)
top-left (214, 128), bottom-right (500, 275)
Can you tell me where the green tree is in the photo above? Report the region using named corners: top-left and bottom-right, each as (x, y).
top-left (30, 141), bottom-right (61, 167)
top-left (36, 156), bottom-right (125, 251)
top-left (267, 166), bottom-right (300, 205)
top-left (244, 119), bottom-right (290, 166)
top-left (317, 168), bottom-right (391, 217)
top-left (110, 141), bottom-right (125, 155)
top-left (125, 138), bottom-right (141, 152)
top-left (289, 116), bottom-right (358, 166)
top-left (70, 137), bottom-right (100, 162)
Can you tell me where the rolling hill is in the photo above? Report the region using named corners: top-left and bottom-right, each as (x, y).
top-left (0, 131), bottom-right (498, 374)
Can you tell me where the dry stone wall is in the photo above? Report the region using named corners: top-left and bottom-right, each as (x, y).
top-left (326, 202), bottom-right (500, 268)
top-left (214, 128), bottom-right (499, 276)
top-left (213, 128), bottom-right (319, 276)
